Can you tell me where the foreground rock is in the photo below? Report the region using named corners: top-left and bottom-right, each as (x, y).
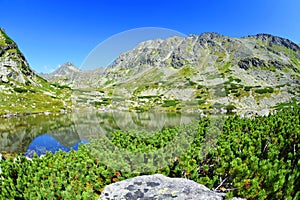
top-left (99, 174), bottom-right (245, 200)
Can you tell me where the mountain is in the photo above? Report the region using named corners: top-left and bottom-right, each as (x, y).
top-left (2, 29), bottom-right (299, 114)
top-left (40, 62), bottom-right (104, 88)
top-left (0, 28), bottom-right (36, 85)
top-left (40, 62), bottom-right (81, 84)
top-left (0, 28), bottom-right (71, 116)
top-left (90, 32), bottom-right (300, 112)
top-left (49, 62), bottom-right (80, 76)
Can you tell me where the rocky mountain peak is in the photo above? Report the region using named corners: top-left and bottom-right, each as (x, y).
top-left (50, 62), bottom-right (80, 76)
top-left (247, 33), bottom-right (300, 52)
top-left (199, 32), bottom-right (224, 40)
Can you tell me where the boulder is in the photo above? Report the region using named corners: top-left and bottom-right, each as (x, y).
top-left (0, 153), bottom-right (4, 174)
top-left (99, 174), bottom-right (245, 200)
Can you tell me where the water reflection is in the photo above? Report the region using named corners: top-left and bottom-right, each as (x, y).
top-left (24, 135), bottom-right (88, 157)
top-left (0, 111), bottom-right (199, 156)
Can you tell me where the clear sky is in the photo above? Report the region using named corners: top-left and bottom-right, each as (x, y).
top-left (1, 0), bottom-right (300, 73)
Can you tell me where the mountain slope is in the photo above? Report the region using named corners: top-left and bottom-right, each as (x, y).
top-left (40, 62), bottom-right (104, 89)
top-left (92, 33), bottom-right (300, 112)
top-left (0, 28), bottom-right (71, 116)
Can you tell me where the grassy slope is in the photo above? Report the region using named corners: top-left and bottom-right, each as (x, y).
top-left (0, 29), bottom-right (72, 116)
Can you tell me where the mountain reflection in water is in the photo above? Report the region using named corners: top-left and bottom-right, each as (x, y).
top-left (0, 111), bottom-right (199, 156)
top-left (25, 134), bottom-right (88, 158)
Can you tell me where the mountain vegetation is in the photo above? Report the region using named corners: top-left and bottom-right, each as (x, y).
top-left (1, 105), bottom-right (299, 199)
top-left (0, 28), bottom-right (72, 116)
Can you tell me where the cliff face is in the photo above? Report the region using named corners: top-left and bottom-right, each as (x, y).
top-left (0, 28), bottom-right (72, 116)
top-left (0, 28), bottom-right (36, 85)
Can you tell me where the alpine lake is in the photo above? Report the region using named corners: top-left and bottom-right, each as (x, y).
top-left (0, 110), bottom-right (200, 158)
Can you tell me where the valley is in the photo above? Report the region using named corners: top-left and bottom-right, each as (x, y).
top-left (0, 28), bottom-right (300, 199)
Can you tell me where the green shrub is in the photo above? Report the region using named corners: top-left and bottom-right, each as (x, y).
top-left (234, 92), bottom-right (241, 97)
top-left (188, 80), bottom-right (197, 86)
top-left (234, 78), bottom-right (242, 83)
top-left (162, 100), bottom-right (179, 107)
top-left (13, 87), bottom-right (28, 93)
top-left (198, 100), bottom-right (206, 105)
top-left (230, 83), bottom-right (239, 90)
top-left (225, 104), bottom-right (236, 112)
top-left (254, 87), bottom-right (274, 94)
top-left (138, 95), bottom-right (160, 99)
top-left (197, 85), bottom-right (204, 89)
top-left (244, 86), bottom-right (252, 91)
top-left (51, 83), bottom-right (71, 89)
top-left (94, 101), bottom-right (110, 106)
top-left (1, 106), bottom-right (299, 199)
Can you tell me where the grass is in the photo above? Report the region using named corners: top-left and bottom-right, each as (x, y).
top-left (0, 78), bottom-right (72, 116)
top-left (178, 66), bottom-right (195, 77)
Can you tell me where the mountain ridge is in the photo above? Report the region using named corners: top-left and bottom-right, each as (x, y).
top-left (2, 29), bottom-right (299, 114)
top-left (87, 32), bottom-right (300, 112)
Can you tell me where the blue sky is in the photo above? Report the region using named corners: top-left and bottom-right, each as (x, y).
top-left (1, 0), bottom-right (300, 73)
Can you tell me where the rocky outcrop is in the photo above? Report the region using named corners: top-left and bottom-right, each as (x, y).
top-left (99, 174), bottom-right (245, 200)
top-left (238, 57), bottom-right (266, 70)
top-left (248, 33), bottom-right (300, 52)
top-left (0, 28), bottom-right (36, 85)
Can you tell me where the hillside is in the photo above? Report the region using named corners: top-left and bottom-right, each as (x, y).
top-left (86, 32), bottom-right (300, 113)
top-left (0, 28), bottom-right (71, 116)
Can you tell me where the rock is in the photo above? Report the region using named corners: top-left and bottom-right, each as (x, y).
top-left (0, 153), bottom-right (4, 174)
top-left (44, 111), bottom-right (51, 115)
top-left (1, 75), bottom-right (8, 83)
top-left (0, 153), bottom-right (4, 161)
top-left (250, 34), bottom-right (300, 52)
top-left (0, 29), bottom-right (36, 85)
top-left (99, 174), bottom-right (244, 200)
top-left (238, 57), bottom-right (266, 70)
top-left (258, 109), bottom-right (270, 116)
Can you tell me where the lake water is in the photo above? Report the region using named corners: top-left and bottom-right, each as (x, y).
top-left (0, 111), bottom-right (200, 157)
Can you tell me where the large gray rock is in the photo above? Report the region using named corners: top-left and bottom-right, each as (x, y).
top-left (99, 174), bottom-right (244, 200)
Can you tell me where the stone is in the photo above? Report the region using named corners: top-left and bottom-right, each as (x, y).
top-left (99, 174), bottom-right (245, 200)
top-left (258, 109), bottom-right (270, 117)
top-left (238, 57), bottom-right (266, 70)
top-left (1, 75), bottom-right (8, 83)
top-left (251, 34), bottom-right (300, 52)
top-left (0, 153), bottom-right (4, 174)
